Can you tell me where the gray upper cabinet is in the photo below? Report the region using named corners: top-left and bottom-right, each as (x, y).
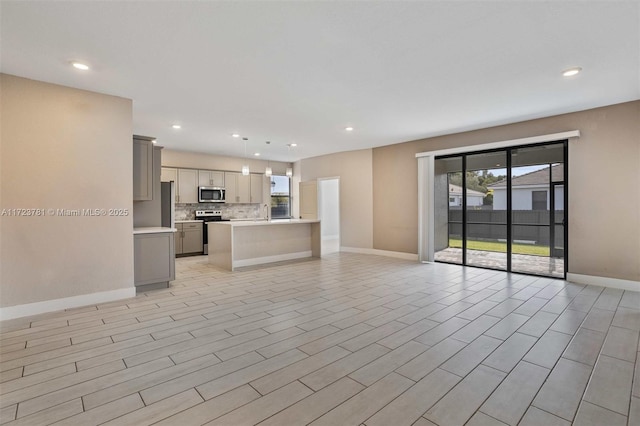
top-left (177, 169), bottom-right (198, 203)
top-left (165, 168), bottom-right (226, 203)
top-left (224, 172), bottom-right (238, 203)
top-left (225, 172), bottom-right (251, 204)
top-left (133, 137), bottom-right (154, 201)
top-left (161, 167), bottom-right (177, 183)
top-left (250, 174), bottom-right (265, 204)
top-left (238, 174), bottom-right (251, 203)
top-left (198, 170), bottom-right (224, 187)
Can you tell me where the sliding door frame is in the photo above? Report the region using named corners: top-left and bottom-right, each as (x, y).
top-left (417, 132), bottom-right (576, 279)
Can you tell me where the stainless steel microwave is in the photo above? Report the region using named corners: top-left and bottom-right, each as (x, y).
top-left (199, 187), bottom-right (225, 203)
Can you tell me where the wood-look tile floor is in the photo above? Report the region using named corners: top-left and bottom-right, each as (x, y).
top-left (1, 253), bottom-right (639, 425)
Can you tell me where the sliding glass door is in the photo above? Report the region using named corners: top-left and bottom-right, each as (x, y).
top-left (434, 157), bottom-right (463, 264)
top-left (465, 151), bottom-right (508, 270)
top-left (434, 141), bottom-right (567, 278)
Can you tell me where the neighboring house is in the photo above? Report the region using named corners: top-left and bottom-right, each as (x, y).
top-left (488, 164), bottom-right (564, 210)
top-left (448, 184), bottom-right (485, 207)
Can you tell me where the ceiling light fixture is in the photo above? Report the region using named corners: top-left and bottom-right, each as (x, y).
top-left (232, 133), bottom-right (240, 138)
top-left (71, 62), bottom-right (89, 71)
top-left (286, 144), bottom-right (296, 171)
top-left (254, 152), bottom-right (260, 157)
top-left (562, 67), bottom-right (582, 77)
top-left (172, 124), bottom-right (181, 129)
top-left (152, 139), bottom-right (157, 144)
top-left (345, 127), bottom-right (354, 132)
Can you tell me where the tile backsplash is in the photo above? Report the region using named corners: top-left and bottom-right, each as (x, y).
top-left (175, 203), bottom-right (263, 220)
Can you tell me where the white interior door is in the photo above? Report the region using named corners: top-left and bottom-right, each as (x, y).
top-left (318, 178), bottom-right (340, 254)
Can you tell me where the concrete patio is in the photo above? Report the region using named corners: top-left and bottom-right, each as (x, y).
top-left (435, 247), bottom-right (565, 278)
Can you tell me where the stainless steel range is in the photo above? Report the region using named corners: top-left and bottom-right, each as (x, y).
top-left (195, 210), bottom-right (229, 254)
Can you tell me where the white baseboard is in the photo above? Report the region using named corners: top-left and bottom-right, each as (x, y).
top-left (234, 251), bottom-right (313, 269)
top-left (340, 247), bottom-right (419, 261)
top-left (566, 273), bottom-right (640, 292)
top-left (0, 287), bottom-right (136, 321)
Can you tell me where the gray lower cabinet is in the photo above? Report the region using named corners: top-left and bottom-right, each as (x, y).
top-left (134, 232), bottom-right (175, 291)
top-left (175, 222), bottom-right (203, 255)
top-left (174, 230), bottom-right (182, 254)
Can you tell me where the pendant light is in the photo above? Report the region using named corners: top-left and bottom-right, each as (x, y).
top-left (264, 141), bottom-right (272, 176)
top-left (285, 143), bottom-right (294, 177)
top-left (242, 138), bottom-right (249, 175)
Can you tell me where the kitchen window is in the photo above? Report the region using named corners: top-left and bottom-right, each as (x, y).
top-left (270, 175), bottom-right (291, 218)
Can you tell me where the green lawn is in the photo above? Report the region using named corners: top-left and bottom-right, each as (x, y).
top-left (448, 239), bottom-right (550, 256)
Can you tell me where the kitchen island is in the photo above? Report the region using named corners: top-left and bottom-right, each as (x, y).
top-left (208, 220), bottom-right (321, 271)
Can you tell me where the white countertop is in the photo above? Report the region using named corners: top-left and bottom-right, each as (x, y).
top-left (133, 227), bottom-right (177, 234)
top-left (209, 219), bottom-right (320, 227)
top-left (175, 220), bottom-right (204, 223)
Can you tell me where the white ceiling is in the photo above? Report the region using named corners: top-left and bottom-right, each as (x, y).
top-left (2, 1), bottom-right (638, 162)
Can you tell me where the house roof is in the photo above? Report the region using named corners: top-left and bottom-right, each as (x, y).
top-left (488, 164), bottom-right (564, 188)
top-left (449, 184), bottom-right (485, 197)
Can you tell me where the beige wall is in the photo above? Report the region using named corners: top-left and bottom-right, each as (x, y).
top-left (163, 149), bottom-right (292, 175)
top-left (300, 149), bottom-right (373, 249)
top-left (373, 100), bottom-right (640, 282)
top-left (0, 74), bottom-right (134, 308)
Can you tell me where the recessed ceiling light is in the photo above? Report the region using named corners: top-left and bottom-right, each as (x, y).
top-left (152, 139), bottom-right (157, 144)
top-left (562, 67), bottom-right (582, 77)
top-left (254, 152), bottom-right (260, 156)
top-left (232, 133), bottom-right (240, 138)
top-left (172, 124), bottom-right (181, 129)
top-left (290, 143), bottom-right (297, 147)
top-left (345, 127), bottom-right (354, 132)
top-left (71, 62), bottom-right (89, 71)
